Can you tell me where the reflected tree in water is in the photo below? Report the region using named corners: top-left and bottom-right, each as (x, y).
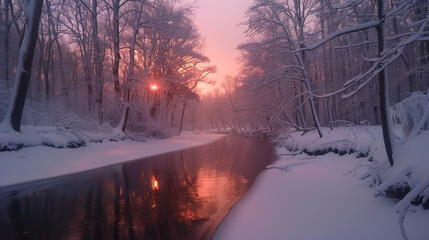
top-left (0, 136), bottom-right (275, 239)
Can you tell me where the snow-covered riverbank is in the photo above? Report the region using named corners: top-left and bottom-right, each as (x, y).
top-left (214, 125), bottom-right (429, 240)
top-left (0, 131), bottom-right (223, 188)
top-left (214, 152), bottom-right (429, 240)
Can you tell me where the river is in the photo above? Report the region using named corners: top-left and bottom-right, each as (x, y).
top-left (0, 135), bottom-right (275, 239)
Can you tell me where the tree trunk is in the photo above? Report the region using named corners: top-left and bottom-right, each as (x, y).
top-left (170, 101), bottom-right (177, 127)
top-left (1, 0), bottom-right (44, 132)
top-left (112, 0), bottom-right (121, 99)
top-left (1, 0), bottom-right (10, 88)
top-left (376, 0), bottom-right (395, 166)
top-left (117, 0), bottom-right (145, 132)
top-left (84, 64), bottom-right (93, 113)
top-left (92, 0), bottom-right (103, 124)
top-left (299, 47), bottom-right (323, 138)
top-left (47, 0), bottom-right (68, 106)
top-left (179, 101), bottom-right (186, 133)
top-left (120, 89), bottom-right (130, 132)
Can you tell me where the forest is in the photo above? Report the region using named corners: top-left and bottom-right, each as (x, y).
top-left (0, 0), bottom-right (216, 142)
top-left (0, 0), bottom-right (428, 143)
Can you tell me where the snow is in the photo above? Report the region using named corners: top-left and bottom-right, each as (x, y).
top-left (280, 125), bottom-right (380, 157)
top-left (0, 126), bottom-right (91, 150)
top-left (214, 152), bottom-right (429, 240)
top-left (304, 20), bottom-right (379, 51)
top-left (0, 131), bottom-right (223, 187)
top-left (372, 129), bottom-right (429, 236)
top-left (401, 131), bottom-right (429, 185)
top-left (217, 115), bottom-right (429, 240)
top-left (391, 90), bottom-right (429, 140)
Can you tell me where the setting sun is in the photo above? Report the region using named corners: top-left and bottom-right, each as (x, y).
top-left (150, 85), bottom-right (158, 90)
top-left (151, 175), bottom-right (159, 190)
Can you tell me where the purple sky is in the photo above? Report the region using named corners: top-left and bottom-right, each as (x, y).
top-left (194, 0), bottom-right (252, 93)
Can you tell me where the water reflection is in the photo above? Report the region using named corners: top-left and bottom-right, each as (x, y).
top-left (0, 135), bottom-right (275, 239)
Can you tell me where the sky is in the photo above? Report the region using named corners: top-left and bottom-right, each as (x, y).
top-left (193, 0), bottom-right (253, 94)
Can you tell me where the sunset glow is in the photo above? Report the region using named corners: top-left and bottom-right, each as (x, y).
top-left (150, 85), bottom-right (158, 91)
top-left (195, 0), bottom-right (251, 93)
top-left (151, 175), bottom-right (159, 190)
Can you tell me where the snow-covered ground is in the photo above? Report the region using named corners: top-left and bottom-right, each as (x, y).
top-left (0, 131), bottom-right (223, 187)
top-left (214, 152), bottom-right (429, 240)
top-left (216, 121), bottom-right (429, 240)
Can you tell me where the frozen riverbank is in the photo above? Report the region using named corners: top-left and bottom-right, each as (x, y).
top-left (214, 152), bottom-right (429, 240)
top-left (0, 132), bottom-right (223, 187)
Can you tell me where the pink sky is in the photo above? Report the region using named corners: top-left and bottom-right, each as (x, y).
top-left (194, 0), bottom-right (252, 94)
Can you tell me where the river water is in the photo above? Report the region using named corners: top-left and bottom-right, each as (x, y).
top-left (0, 135), bottom-right (275, 239)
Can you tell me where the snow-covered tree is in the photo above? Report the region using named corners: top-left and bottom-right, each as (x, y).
top-left (303, 0), bottom-right (429, 166)
top-left (240, 0), bottom-right (324, 137)
top-left (1, 0), bottom-right (43, 132)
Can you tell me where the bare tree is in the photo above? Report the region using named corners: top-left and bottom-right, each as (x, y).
top-left (240, 0), bottom-right (324, 137)
top-left (303, 0), bottom-right (429, 166)
top-left (117, 0), bottom-right (146, 132)
top-left (1, 0), bottom-right (44, 132)
top-left (235, 0), bottom-right (429, 166)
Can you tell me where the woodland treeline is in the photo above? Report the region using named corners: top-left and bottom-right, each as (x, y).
top-left (198, 0), bottom-right (428, 163)
top-left (0, 0), bottom-right (214, 136)
top-left (1, 0), bottom-right (428, 146)
top-left (202, 0), bottom-right (428, 133)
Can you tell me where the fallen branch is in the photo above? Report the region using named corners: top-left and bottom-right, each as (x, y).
top-left (395, 177), bottom-right (429, 240)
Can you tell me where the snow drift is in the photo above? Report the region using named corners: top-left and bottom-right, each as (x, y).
top-left (276, 90), bottom-right (429, 239)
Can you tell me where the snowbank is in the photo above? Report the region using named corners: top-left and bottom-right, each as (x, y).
top-left (271, 122), bottom-right (429, 239)
top-left (0, 126), bottom-right (101, 151)
top-left (0, 131), bottom-right (223, 187)
top-left (0, 120), bottom-right (166, 152)
top-left (216, 91), bottom-right (429, 239)
top-left (214, 153), bottom-right (429, 240)
top-left (277, 125), bottom-right (381, 158)
top-left (279, 125), bottom-right (429, 200)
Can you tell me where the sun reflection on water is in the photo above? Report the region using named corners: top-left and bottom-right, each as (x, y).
top-left (0, 135), bottom-right (275, 240)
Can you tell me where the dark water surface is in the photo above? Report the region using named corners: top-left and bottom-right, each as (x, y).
top-left (0, 135), bottom-right (275, 240)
